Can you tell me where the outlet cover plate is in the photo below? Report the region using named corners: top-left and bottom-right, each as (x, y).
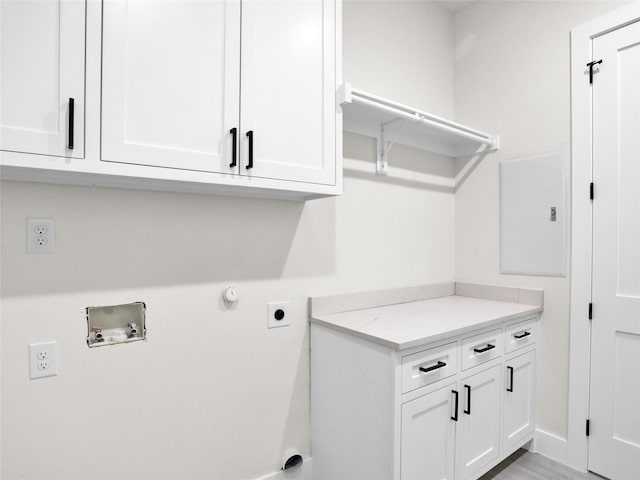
top-left (29, 341), bottom-right (58, 379)
top-left (27, 218), bottom-right (55, 254)
top-left (267, 301), bottom-right (290, 329)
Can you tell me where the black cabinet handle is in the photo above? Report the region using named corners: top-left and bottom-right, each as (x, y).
top-left (507, 366), bottom-right (514, 392)
top-left (473, 344), bottom-right (495, 353)
top-left (419, 361), bottom-right (447, 373)
top-left (514, 331), bottom-right (531, 339)
top-left (464, 384), bottom-right (471, 415)
top-left (246, 130), bottom-right (254, 169)
top-left (229, 128), bottom-right (237, 168)
top-left (451, 390), bottom-right (459, 421)
top-left (68, 98), bottom-right (74, 150)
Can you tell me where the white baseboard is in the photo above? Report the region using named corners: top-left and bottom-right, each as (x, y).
top-left (534, 428), bottom-right (569, 465)
top-left (255, 459), bottom-right (313, 480)
top-left (256, 432), bottom-right (568, 480)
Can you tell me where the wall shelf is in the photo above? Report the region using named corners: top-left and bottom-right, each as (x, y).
top-left (339, 83), bottom-right (499, 174)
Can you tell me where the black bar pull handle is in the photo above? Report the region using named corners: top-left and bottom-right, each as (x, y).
top-left (507, 366), bottom-right (514, 392)
top-left (229, 128), bottom-right (238, 168)
top-left (464, 384), bottom-right (471, 415)
top-left (68, 98), bottom-right (74, 150)
top-left (514, 331), bottom-right (531, 339)
top-left (451, 390), bottom-right (459, 421)
top-left (419, 361), bottom-right (447, 374)
top-left (473, 344), bottom-right (496, 354)
top-left (246, 130), bottom-right (254, 169)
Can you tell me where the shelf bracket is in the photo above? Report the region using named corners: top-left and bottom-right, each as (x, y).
top-left (377, 118), bottom-right (407, 175)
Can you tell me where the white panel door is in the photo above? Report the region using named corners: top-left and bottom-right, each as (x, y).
top-left (502, 351), bottom-right (535, 453)
top-left (456, 365), bottom-right (501, 480)
top-left (401, 384), bottom-right (456, 480)
top-left (590, 20), bottom-right (640, 480)
top-left (240, 0), bottom-right (336, 185)
top-left (0, 0), bottom-right (85, 157)
top-left (101, 0), bottom-right (240, 173)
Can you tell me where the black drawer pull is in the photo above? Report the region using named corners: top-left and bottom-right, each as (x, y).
top-left (419, 361), bottom-right (447, 373)
top-left (514, 331), bottom-right (531, 339)
top-left (68, 98), bottom-right (74, 150)
top-left (229, 128), bottom-right (237, 168)
top-left (507, 366), bottom-right (514, 392)
top-left (464, 384), bottom-right (471, 415)
top-left (246, 130), bottom-right (254, 169)
top-left (451, 390), bottom-right (459, 421)
top-left (473, 344), bottom-right (495, 353)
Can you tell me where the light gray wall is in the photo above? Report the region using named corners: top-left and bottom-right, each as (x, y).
top-left (0, 2), bottom-right (456, 479)
top-left (453, 0), bottom-right (629, 440)
top-left (344, 0), bottom-right (455, 118)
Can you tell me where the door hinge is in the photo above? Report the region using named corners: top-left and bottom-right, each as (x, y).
top-left (590, 182), bottom-right (594, 200)
top-left (587, 59), bottom-right (603, 84)
top-left (588, 303), bottom-right (593, 320)
top-left (586, 419), bottom-right (590, 436)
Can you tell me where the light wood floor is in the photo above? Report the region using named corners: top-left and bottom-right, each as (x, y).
top-left (480, 449), bottom-right (607, 480)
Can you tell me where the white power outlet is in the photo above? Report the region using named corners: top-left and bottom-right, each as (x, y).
top-left (27, 218), bottom-right (55, 254)
top-left (267, 301), bottom-right (291, 329)
top-left (29, 341), bottom-right (57, 379)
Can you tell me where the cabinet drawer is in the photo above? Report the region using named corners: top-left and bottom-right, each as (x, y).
top-left (461, 328), bottom-right (503, 370)
top-left (505, 318), bottom-right (536, 353)
top-left (401, 342), bottom-right (457, 394)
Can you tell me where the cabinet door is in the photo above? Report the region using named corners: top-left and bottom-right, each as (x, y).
top-left (503, 351), bottom-right (535, 453)
top-left (1, 0), bottom-right (85, 158)
top-left (456, 365), bottom-right (501, 480)
top-left (240, 0), bottom-right (336, 185)
top-left (101, 0), bottom-right (240, 173)
top-left (401, 384), bottom-right (456, 480)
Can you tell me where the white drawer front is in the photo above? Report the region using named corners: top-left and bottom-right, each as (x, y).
top-left (461, 328), bottom-right (503, 370)
top-left (505, 318), bottom-right (536, 353)
top-left (401, 342), bottom-right (457, 394)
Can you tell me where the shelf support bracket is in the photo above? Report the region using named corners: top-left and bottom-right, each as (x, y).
top-left (377, 118), bottom-right (406, 175)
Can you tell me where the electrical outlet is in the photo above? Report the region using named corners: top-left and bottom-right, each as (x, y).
top-left (27, 218), bottom-right (55, 254)
top-left (268, 301), bottom-right (290, 329)
top-left (29, 342), bottom-right (57, 379)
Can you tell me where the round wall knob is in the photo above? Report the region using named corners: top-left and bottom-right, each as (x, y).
top-left (274, 309), bottom-right (285, 320)
top-left (224, 286), bottom-right (240, 302)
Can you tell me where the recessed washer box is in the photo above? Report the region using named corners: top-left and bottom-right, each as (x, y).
top-left (86, 302), bottom-right (146, 347)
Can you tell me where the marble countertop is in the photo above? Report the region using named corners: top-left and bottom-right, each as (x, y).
top-left (310, 294), bottom-right (542, 350)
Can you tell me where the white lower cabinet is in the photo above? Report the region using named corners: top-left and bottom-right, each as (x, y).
top-left (502, 350), bottom-right (536, 454)
top-left (311, 314), bottom-right (538, 480)
top-left (401, 384), bottom-right (457, 480)
top-left (456, 365), bottom-right (502, 480)
top-left (399, 365), bottom-right (502, 480)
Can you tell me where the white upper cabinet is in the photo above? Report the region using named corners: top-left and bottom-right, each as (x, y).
top-left (0, 0), bottom-right (340, 200)
top-left (101, 0), bottom-right (240, 173)
top-left (0, 0), bottom-right (85, 158)
top-left (240, 0), bottom-right (336, 185)
top-left (101, 0), bottom-right (337, 188)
